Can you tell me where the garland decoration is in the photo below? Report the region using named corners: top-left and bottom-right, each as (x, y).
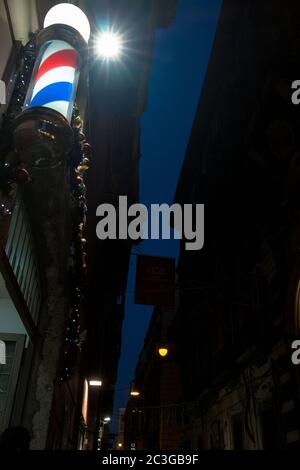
top-left (0, 33), bottom-right (36, 217)
top-left (60, 106), bottom-right (90, 381)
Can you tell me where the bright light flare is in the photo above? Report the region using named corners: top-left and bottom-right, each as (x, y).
top-left (96, 31), bottom-right (122, 59)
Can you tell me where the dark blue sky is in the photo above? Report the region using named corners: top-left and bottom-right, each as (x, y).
top-left (113, 0), bottom-right (222, 428)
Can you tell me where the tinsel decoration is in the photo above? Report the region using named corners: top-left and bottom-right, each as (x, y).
top-left (0, 33), bottom-right (36, 216)
top-left (60, 106), bottom-right (90, 381)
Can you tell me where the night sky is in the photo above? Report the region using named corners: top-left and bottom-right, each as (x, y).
top-left (112, 0), bottom-right (222, 429)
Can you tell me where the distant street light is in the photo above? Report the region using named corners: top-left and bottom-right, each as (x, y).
top-left (130, 380), bottom-right (140, 397)
top-left (103, 416), bottom-right (111, 423)
top-left (89, 380), bottom-right (102, 387)
top-left (96, 31), bottom-right (123, 59)
top-left (158, 347), bottom-right (169, 358)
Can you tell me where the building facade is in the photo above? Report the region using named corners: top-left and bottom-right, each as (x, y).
top-left (126, 0), bottom-right (300, 450)
top-left (174, 0), bottom-right (300, 450)
top-left (124, 305), bottom-right (185, 450)
top-left (0, 0), bottom-right (92, 449)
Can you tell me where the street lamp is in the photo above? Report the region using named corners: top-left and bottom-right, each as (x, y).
top-left (96, 31), bottom-right (123, 59)
top-left (13, 3), bottom-right (90, 169)
top-left (130, 381), bottom-right (140, 397)
top-left (89, 379), bottom-right (102, 387)
top-left (158, 347), bottom-right (169, 358)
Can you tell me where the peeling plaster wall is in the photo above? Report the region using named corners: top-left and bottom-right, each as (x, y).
top-left (21, 166), bottom-right (71, 449)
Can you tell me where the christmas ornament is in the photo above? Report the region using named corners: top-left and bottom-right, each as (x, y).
top-left (12, 167), bottom-right (30, 185)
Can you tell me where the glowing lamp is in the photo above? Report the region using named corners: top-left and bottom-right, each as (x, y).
top-left (89, 380), bottom-right (102, 387)
top-left (44, 3), bottom-right (90, 43)
top-left (96, 31), bottom-right (122, 59)
top-left (158, 348), bottom-right (169, 358)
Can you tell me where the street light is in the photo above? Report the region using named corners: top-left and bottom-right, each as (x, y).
top-left (158, 347), bottom-right (169, 358)
top-left (130, 381), bottom-right (140, 397)
top-left (103, 416), bottom-right (111, 423)
top-left (89, 380), bottom-right (102, 387)
top-left (96, 31), bottom-right (123, 59)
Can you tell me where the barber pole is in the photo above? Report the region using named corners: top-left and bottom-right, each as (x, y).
top-left (13, 3), bottom-right (90, 168)
top-left (26, 40), bottom-right (79, 122)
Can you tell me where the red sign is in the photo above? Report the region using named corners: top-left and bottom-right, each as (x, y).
top-left (135, 255), bottom-right (175, 307)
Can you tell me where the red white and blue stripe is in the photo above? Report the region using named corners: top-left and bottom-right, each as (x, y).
top-left (28, 40), bottom-right (79, 120)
